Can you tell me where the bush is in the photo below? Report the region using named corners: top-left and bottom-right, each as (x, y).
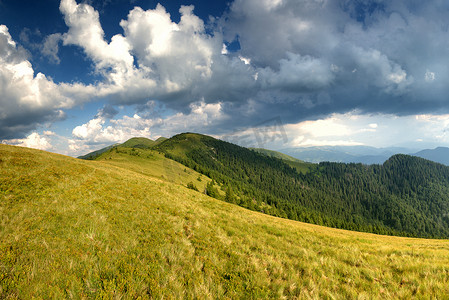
top-left (187, 182), bottom-right (199, 191)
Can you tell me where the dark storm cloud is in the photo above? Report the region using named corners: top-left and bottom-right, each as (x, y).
top-left (121, 0), bottom-right (449, 133)
top-left (203, 0), bottom-right (449, 130)
top-left (0, 109), bottom-right (65, 140)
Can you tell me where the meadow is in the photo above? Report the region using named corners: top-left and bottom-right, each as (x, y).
top-left (1, 144), bottom-right (448, 298)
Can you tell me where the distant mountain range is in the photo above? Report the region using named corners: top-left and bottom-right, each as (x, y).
top-left (279, 145), bottom-right (449, 166)
top-left (413, 147), bottom-right (449, 166)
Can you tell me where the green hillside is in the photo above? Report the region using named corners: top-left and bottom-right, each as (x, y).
top-left (250, 147), bottom-right (304, 162)
top-left (120, 137), bottom-right (156, 149)
top-left (155, 133), bottom-right (449, 238)
top-left (251, 148), bottom-right (313, 174)
top-left (77, 143), bottom-right (119, 160)
top-left (155, 136), bottom-right (168, 143)
top-left (1, 144), bottom-right (449, 298)
top-left (79, 137), bottom-right (168, 160)
top-left (94, 145), bottom-right (216, 193)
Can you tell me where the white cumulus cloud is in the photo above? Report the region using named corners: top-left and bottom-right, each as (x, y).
top-left (0, 25), bottom-right (75, 139)
top-left (58, 0), bottom-right (255, 107)
top-left (2, 132), bottom-right (52, 151)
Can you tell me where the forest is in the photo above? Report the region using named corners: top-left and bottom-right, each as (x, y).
top-left (155, 133), bottom-right (449, 238)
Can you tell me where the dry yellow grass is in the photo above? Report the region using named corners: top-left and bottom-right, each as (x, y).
top-left (1, 144), bottom-right (448, 298)
top-left (94, 147), bottom-right (212, 191)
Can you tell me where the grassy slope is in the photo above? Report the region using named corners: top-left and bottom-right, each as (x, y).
top-left (155, 137), bottom-right (168, 143)
top-left (155, 132), bottom-right (206, 160)
top-left (95, 146), bottom-right (211, 192)
top-left (251, 148), bottom-right (314, 174)
top-left (1, 144), bottom-right (449, 298)
top-left (251, 148), bottom-right (304, 162)
top-left (78, 137), bottom-right (167, 160)
top-left (119, 137), bottom-right (156, 148)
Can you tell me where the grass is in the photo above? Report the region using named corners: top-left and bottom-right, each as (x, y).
top-left (250, 148), bottom-right (314, 174)
top-left (250, 148), bottom-right (304, 162)
top-left (1, 144), bottom-right (449, 298)
top-left (95, 146), bottom-right (213, 193)
top-left (283, 160), bottom-right (316, 175)
top-left (120, 137), bottom-right (157, 148)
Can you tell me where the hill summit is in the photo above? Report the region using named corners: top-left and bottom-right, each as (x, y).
top-left (79, 136), bottom-right (167, 160)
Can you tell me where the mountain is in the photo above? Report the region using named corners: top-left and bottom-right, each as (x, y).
top-left (152, 133), bottom-right (449, 238)
top-left (413, 147), bottom-right (449, 166)
top-left (2, 144), bottom-right (449, 298)
top-left (280, 145), bottom-right (411, 164)
top-left (77, 143), bottom-right (119, 160)
top-left (92, 141), bottom-right (218, 193)
top-left (155, 136), bottom-right (168, 143)
top-left (78, 136), bottom-right (167, 159)
top-left (280, 145), bottom-right (449, 166)
top-left (250, 148), bottom-right (304, 162)
top-left (120, 137), bottom-right (156, 148)
top-left (250, 148), bottom-right (314, 174)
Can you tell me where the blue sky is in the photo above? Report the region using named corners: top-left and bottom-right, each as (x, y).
top-left (2, 0), bottom-right (449, 156)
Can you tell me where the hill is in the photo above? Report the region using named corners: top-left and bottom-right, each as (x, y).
top-left (1, 144), bottom-right (449, 298)
top-left (78, 136), bottom-right (167, 160)
top-left (77, 143), bottom-right (119, 160)
top-left (155, 136), bottom-right (168, 143)
top-left (120, 137), bottom-right (156, 148)
top-left (93, 144), bottom-right (217, 193)
top-left (153, 133), bottom-right (449, 238)
top-left (250, 148), bottom-right (315, 174)
top-left (250, 148), bottom-right (304, 162)
top-left (413, 147), bottom-right (449, 166)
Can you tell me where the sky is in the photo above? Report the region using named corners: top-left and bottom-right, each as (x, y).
top-left (2, 0), bottom-right (449, 156)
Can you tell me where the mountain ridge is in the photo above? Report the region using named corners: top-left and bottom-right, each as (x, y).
top-left (250, 147), bottom-right (304, 162)
top-left (413, 146), bottom-right (449, 166)
top-left (78, 136), bottom-right (167, 159)
top-left (279, 145), bottom-right (411, 164)
top-left (79, 137), bottom-right (449, 166)
top-left (278, 145), bottom-right (449, 166)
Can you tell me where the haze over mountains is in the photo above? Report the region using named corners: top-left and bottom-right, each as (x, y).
top-left (278, 145), bottom-right (449, 166)
top-left (413, 147), bottom-right (449, 166)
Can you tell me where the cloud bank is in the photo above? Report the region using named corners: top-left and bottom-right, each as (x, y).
top-left (58, 0), bottom-right (449, 118)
